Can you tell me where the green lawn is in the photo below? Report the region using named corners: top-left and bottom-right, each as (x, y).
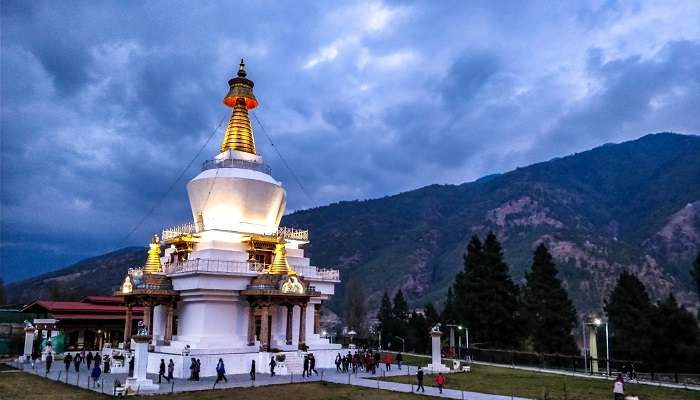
top-left (380, 363), bottom-right (700, 400)
top-left (0, 371), bottom-right (418, 400)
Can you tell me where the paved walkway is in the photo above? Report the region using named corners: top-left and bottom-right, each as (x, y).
top-left (12, 360), bottom-right (528, 399)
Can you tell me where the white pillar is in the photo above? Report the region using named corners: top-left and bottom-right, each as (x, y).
top-left (23, 328), bottom-right (36, 359)
top-left (426, 330), bottom-right (449, 372)
top-left (152, 305), bottom-right (166, 341)
top-left (126, 336), bottom-right (158, 391)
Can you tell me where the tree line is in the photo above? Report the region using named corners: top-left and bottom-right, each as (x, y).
top-left (361, 233), bottom-right (700, 372)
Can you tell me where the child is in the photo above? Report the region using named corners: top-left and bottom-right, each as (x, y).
top-left (436, 372), bottom-right (446, 393)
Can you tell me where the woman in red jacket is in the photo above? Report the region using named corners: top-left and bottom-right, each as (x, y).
top-left (435, 372), bottom-right (446, 393)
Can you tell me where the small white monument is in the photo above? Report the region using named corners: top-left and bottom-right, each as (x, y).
top-left (426, 324), bottom-right (450, 373)
top-left (125, 325), bottom-right (159, 392)
top-left (23, 321), bottom-right (35, 361)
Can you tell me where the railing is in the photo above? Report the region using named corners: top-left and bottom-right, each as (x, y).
top-left (161, 223), bottom-right (308, 242)
top-left (202, 158), bottom-right (272, 175)
top-left (163, 259), bottom-right (340, 281)
top-left (162, 223), bottom-right (197, 241)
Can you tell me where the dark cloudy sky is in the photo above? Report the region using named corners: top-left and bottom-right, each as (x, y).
top-left (2, 1), bottom-right (700, 282)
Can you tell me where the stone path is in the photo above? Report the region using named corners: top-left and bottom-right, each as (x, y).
top-left (14, 360), bottom-right (529, 399)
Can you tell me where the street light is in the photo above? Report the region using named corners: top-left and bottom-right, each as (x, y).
top-left (457, 326), bottom-right (469, 360)
top-left (394, 336), bottom-right (406, 353)
top-left (583, 318), bottom-right (610, 376)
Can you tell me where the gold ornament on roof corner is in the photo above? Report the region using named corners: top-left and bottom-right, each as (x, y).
top-left (143, 234), bottom-right (163, 274)
top-left (268, 240), bottom-right (297, 276)
top-left (220, 59), bottom-right (258, 155)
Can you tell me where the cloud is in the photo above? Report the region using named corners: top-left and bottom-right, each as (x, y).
top-left (1, 0), bottom-right (699, 281)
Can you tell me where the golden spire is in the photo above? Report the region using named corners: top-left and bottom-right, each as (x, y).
top-left (143, 234), bottom-right (162, 274)
top-left (220, 59), bottom-right (258, 155)
top-left (268, 241), bottom-right (297, 275)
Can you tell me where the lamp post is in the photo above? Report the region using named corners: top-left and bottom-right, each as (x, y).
top-left (583, 318), bottom-right (610, 376)
top-left (445, 324), bottom-right (459, 357)
top-left (395, 336), bottom-right (406, 353)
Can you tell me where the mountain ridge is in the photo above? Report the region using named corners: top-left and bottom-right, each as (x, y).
top-left (6, 132), bottom-right (700, 317)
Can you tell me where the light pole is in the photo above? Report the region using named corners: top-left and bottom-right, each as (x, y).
top-left (583, 318), bottom-right (610, 376)
top-left (395, 336), bottom-right (406, 353)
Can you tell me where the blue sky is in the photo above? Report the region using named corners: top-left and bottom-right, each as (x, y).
top-left (2, 0), bottom-right (700, 282)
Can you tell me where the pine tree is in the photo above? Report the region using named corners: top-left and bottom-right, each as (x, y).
top-left (407, 310), bottom-right (431, 354)
top-left (479, 232), bottom-right (523, 348)
top-left (424, 303), bottom-right (440, 326)
top-left (453, 236), bottom-right (484, 326)
top-left (344, 278), bottom-right (368, 336)
top-left (522, 244), bottom-right (578, 354)
top-left (0, 278), bottom-right (6, 305)
top-left (691, 252), bottom-right (700, 299)
top-left (442, 287), bottom-right (457, 323)
top-left (377, 290), bottom-right (394, 347)
top-left (393, 289), bottom-right (409, 321)
top-left (604, 271), bottom-right (653, 362)
top-left (650, 294), bottom-right (700, 371)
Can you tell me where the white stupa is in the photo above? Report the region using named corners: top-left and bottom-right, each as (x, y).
top-left (116, 60), bottom-right (341, 377)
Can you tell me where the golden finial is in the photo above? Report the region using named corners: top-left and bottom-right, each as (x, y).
top-left (268, 241), bottom-right (297, 275)
top-left (143, 234), bottom-right (163, 274)
top-left (221, 59), bottom-right (258, 155)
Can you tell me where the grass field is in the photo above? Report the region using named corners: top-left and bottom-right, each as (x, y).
top-left (380, 363), bottom-right (700, 400)
top-left (0, 371), bottom-right (418, 400)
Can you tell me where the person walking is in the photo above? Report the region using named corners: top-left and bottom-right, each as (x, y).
top-left (216, 358), bottom-right (227, 383)
top-left (158, 359), bottom-right (166, 383)
top-left (103, 355), bottom-right (110, 374)
top-left (167, 359), bottom-right (174, 382)
top-left (309, 353), bottom-right (318, 376)
top-left (129, 356), bottom-right (135, 377)
top-left (436, 372), bottom-right (446, 393)
top-left (188, 358), bottom-right (196, 380)
top-left (31, 350), bottom-right (39, 369)
top-left (250, 360), bottom-right (256, 381)
top-left (613, 374), bottom-right (625, 400)
top-left (45, 352), bottom-right (53, 375)
top-left (396, 352), bottom-right (403, 370)
top-left (86, 352), bottom-right (93, 370)
top-left (64, 352), bottom-right (73, 373)
top-left (302, 355), bottom-right (310, 378)
top-left (383, 353), bottom-right (392, 371)
top-left (91, 363), bottom-right (101, 388)
top-left (335, 353), bottom-right (341, 372)
top-left (73, 352), bottom-right (82, 373)
top-left (416, 367), bottom-right (425, 392)
top-left (269, 356), bottom-right (276, 377)
top-left (195, 359), bottom-right (201, 381)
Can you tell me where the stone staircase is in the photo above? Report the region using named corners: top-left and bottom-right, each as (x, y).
top-left (283, 351), bottom-right (306, 375)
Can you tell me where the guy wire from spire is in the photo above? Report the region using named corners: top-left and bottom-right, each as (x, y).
top-left (251, 110), bottom-right (314, 203)
top-left (114, 113), bottom-right (228, 249)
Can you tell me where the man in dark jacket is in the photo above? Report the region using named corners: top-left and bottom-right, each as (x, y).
top-left (158, 359), bottom-right (166, 383)
top-left (86, 352), bottom-right (93, 370)
top-left (396, 352), bottom-right (403, 370)
top-left (309, 353), bottom-right (318, 375)
top-left (63, 353), bottom-right (73, 373)
top-left (302, 355), bottom-right (310, 378)
top-left (73, 353), bottom-right (82, 372)
top-left (416, 367), bottom-right (425, 392)
top-left (45, 353), bottom-right (53, 375)
top-left (269, 356), bottom-right (276, 377)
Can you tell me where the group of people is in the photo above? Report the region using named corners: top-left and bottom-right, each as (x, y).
top-left (334, 350), bottom-right (404, 375)
top-left (158, 359), bottom-right (175, 383)
top-left (301, 353), bottom-right (318, 377)
top-left (188, 358), bottom-right (202, 381)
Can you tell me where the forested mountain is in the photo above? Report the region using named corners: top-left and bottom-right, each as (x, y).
top-left (7, 133), bottom-right (700, 318)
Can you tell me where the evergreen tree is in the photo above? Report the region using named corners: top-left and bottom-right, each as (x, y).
top-left (377, 290), bottom-right (394, 347)
top-left (522, 244), bottom-right (578, 354)
top-left (442, 287), bottom-right (457, 323)
top-left (479, 232), bottom-right (523, 348)
top-left (604, 271), bottom-right (653, 362)
top-left (407, 310), bottom-right (431, 354)
top-left (650, 294), bottom-right (700, 371)
top-left (424, 303), bottom-right (440, 326)
top-left (453, 236), bottom-right (484, 326)
top-left (0, 278), bottom-right (6, 305)
top-left (344, 278), bottom-right (368, 336)
top-left (691, 252), bottom-right (700, 299)
top-left (392, 289), bottom-right (409, 321)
